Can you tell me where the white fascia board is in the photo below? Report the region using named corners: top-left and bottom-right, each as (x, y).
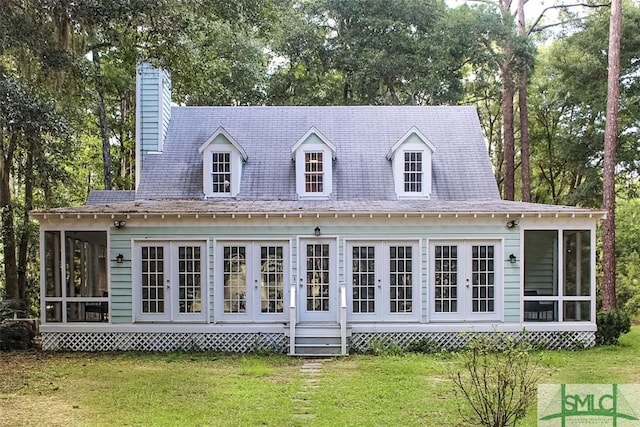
top-left (290, 126), bottom-right (337, 160)
top-left (386, 126), bottom-right (436, 160)
top-left (29, 210), bottom-right (604, 222)
top-left (198, 126), bottom-right (248, 161)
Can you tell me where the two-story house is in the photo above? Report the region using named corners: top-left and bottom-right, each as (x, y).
top-left (31, 64), bottom-right (605, 355)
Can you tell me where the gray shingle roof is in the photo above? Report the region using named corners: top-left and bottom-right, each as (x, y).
top-left (32, 199), bottom-right (605, 218)
top-left (87, 190), bottom-right (136, 205)
top-left (136, 106), bottom-right (501, 201)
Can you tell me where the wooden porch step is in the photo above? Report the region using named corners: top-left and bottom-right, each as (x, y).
top-left (293, 343), bottom-right (343, 357)
top-left (292, 333), bottom-right (345, 356)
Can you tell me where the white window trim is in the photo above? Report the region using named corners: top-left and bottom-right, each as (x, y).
top-left (428, 239), bottom-right (503, 323)
top-left (291, 127), bottom-right (336, 200)
top-left (199, 127), bottom-right (247, 198)
top-left (387, 127), bottom-right (435, 200)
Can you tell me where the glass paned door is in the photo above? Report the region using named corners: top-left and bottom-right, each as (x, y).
top-left (347, 244), bottom-right (381, 321)
top-left (434, 244), bottom-right (458, 315)
top-left (135, 241), bottom-right (206, 322)
top-left (471, 245), bottom-right (495, 313)
top-left (299, 239), bottom-right (336, 322)
top-left (431, 241), bottom-right (500, 321)
top-left (347, 241), bottom-right (419, 321)
top-left (141, 246), bottom-right (168, 320)
top-left (306, 243), bottom-right (330, 312)
top-left (351, 246), bottom-right (377, 314)
top-left (260, 245), bottom-right (285, 314)
top-left (216, 241), bottom-right (289, 321)
top-left (389, 246), bottom-right (414, 313)
top-left (176, 245), bottom-right (203, 318)
top-left (223, 245), bottom-right (247, 314)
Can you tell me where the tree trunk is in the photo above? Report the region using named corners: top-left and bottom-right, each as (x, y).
top-left (500, 0), bottom-right (515, 201)
top-left (517, 0), bottom-right (531, 202)
top-left (17, 138), bottom-right (35, 303)
top-left (0, 132), bottom-right (20, 303)
top-left (93, 48), bottom-right (113, 190)
top-left (501, 59), bottom-right (515, 201)
top-left (602, 0), bottom-right (622, 312)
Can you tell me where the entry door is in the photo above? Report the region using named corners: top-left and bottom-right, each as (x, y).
top-left (299, 239), bottom-right (337, 322)
top-left (430, 241), bottom-right (501, 321)
top-left (135, 241), bottom-right (207, 322)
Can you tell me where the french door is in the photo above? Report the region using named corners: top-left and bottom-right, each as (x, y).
top-left (430, 240), bottom-right (501, 321)
top-left (346, 241), bottom-right (420, 321)
top-left (216, 241), bottom-right (289, 321)
top-left (134, 241), bottom-right (207, 322)
top-left (298, 239), bottom-right (337, 322)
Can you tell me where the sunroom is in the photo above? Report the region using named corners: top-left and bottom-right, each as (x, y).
top-left (42, 230), bottom-right (109, 323)
top-left (523, 228), bottom-right (594, 323)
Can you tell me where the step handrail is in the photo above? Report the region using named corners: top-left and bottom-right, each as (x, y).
top-left (339, 282), bottom-right (347, 355)
top-left (289, 283), bottom-right (296, 355)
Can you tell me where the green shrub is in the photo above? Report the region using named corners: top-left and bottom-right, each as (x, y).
top-left (407, 336), bottom-right (442, 353)
top-left (596, 310), bottom-right (631, 345)
top-left (449, 334), bottom-right (541, 427)
top-left (365, 337), bottom-right (405, 356)
top-left (617, 251), bottom-right (640, 316)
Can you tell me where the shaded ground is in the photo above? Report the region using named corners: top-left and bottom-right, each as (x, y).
top-left (0, 352), bottom-right (81, 427)
top-left (0, 351), bottom-right (51, 393)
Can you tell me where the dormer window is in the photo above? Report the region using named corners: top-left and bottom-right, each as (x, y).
top-left (199, 127), bottom-right (247, 198)
top-left (404, 151), bottom-right (423, 192)
top-left (292, 127), bottom-right (336, 199)
top-left (305, 152), bottom-right (324, 193)
top-left (387, 127), bottom-right (435, 199)
top-left (212, 152), bottom-right (231, 194)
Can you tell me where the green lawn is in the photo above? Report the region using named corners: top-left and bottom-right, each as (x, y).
top-left (1, 328), bottom-right (639, 426)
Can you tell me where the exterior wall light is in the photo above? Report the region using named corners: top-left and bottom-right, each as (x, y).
top-left (506, 219), bottom-right (519, 229)
top-left (115, 254), bottom-right (124, 264)
top-left (314, 226), bottom-right (321, 236)
top-left (509, 254), bottom-right (517, 263)
top-left (114, 220), bottom-right (126, 229)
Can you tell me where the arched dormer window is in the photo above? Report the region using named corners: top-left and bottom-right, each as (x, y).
top-left (291, 127), bottom-right (336, 200)
top-left (386, 127), bottom-right (436, 199)
top-left (198, 127), bottom-right (247, 198)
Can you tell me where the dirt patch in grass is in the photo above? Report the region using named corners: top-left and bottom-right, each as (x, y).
top-left (0, 352), bottom-right (83, 427)
top-left (0, 395), bottom-right (80, 427)
top-left (0, 351), bottom-right (57, 393)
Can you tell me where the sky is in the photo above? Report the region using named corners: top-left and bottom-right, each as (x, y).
top-left (446, 0), bottom-right (567, 26)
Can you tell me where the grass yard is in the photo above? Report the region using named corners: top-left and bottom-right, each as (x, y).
top-left (1, 327), bottom-right (639, 426)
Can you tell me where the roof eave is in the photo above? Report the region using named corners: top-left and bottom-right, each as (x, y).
top-left (30, 209), bottom-right (607, 221)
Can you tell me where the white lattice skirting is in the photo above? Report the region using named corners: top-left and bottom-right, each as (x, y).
top-left (41, 330), bottom-right (595, 353)
top-left (41, 332), bottom-right (288, 353)
top-left (349, 330), bottom-right (596, 353)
